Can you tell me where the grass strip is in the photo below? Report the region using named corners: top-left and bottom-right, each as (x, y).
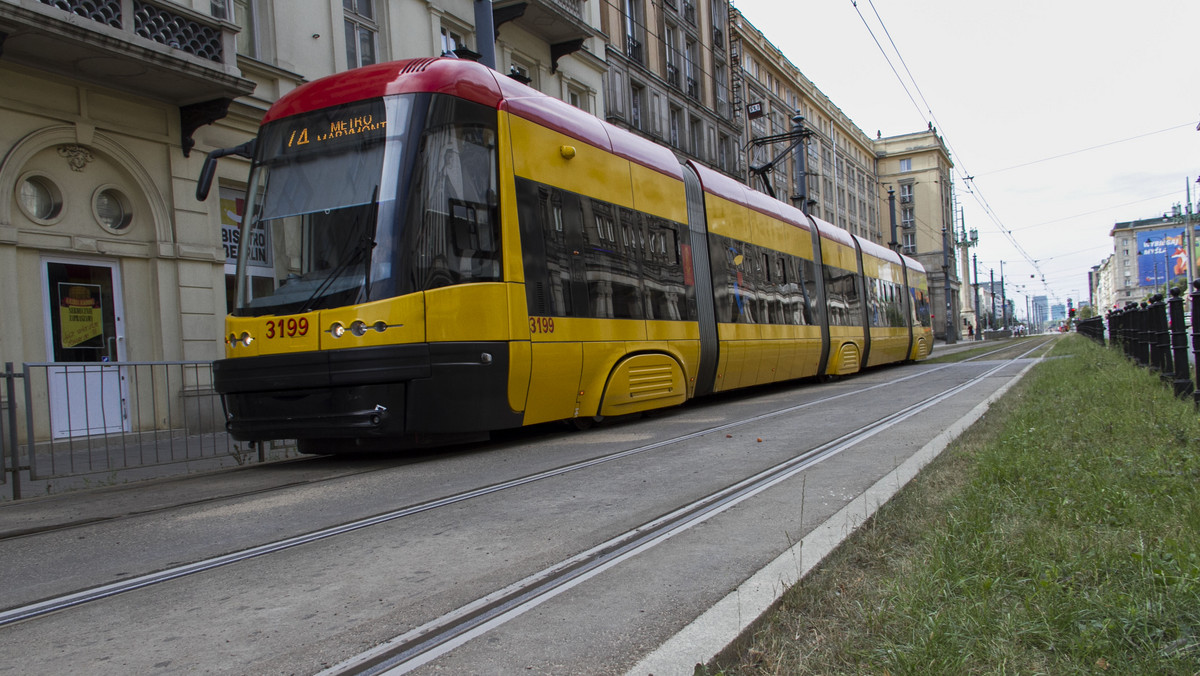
top-left (709, 334), bottom-right (1200, 675)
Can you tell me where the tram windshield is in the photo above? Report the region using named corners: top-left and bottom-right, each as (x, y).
top-left (232, 93), bottom-right (501, 317)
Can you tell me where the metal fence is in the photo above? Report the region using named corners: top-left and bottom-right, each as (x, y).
top-left (1084, 281), bottom-right (1200, 408)
top-left (1, 360), bottom-right (298, 500)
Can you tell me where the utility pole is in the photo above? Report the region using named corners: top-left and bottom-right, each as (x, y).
top-left (989, 268), bottom-right (995, 332)
top-left (747, 112), bottom-right (812, 210)
top-left (973, 253), bottom-right (982, 340)
top-left (888, 186), bottom-right (898, 252)
top-left (955, 213), bottom-right (978, 336)
top-left (942, 225), bottom-right (955, 343)
top-left (1000, 260), bottom-right (1007, 330)
top-left (474, 0), bottom-right (497, 69)
top-left (1187, 177), bottom-right (1195, 289)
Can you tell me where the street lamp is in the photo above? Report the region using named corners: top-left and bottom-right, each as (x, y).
top-left (955, 221), bottom-right (978, 337)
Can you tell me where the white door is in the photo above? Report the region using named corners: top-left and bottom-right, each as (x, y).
top-left (42, 258), bottom-right (128, 438)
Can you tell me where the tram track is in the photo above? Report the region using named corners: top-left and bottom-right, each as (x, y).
top-left (0, 340), bottom-right (1051, 632)
top-left (320, 339), bottom-right (1052, 675)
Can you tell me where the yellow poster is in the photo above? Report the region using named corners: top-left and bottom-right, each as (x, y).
top-left (59, 283), bottom-right (103, 349)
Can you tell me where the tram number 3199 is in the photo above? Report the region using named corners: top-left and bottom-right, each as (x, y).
top-left (529, 316), bottom-right (555, 334)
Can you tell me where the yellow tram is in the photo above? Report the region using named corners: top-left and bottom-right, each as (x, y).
top-left (200, 58), bottom-right (933, 451)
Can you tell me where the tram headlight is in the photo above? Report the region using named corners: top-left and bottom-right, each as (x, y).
top-left (238, 332), bottom-right (253, 347)
top-left (350, 320), bottom-right (367, 336)
top-left (331, 322), bottom-right (346, 338)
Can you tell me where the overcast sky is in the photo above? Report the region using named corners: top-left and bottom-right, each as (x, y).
top-left (734, 0), bottom-right (1200, 310)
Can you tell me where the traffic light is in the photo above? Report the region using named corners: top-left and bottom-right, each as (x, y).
top-left (1068, 307), bottom-right (1076, 319)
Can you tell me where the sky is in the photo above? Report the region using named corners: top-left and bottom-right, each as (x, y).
top-left (734, 0), bottom-right (1200, 311)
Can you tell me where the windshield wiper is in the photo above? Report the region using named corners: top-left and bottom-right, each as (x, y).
top-left (299, 186), bottom-right (380, 313)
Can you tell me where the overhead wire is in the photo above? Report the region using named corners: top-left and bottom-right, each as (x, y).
top-left (852, 0), bottom-right (1058, 301)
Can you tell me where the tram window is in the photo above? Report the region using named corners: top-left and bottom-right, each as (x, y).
top-left (643, 218), bottom-right (689, 321)
top-left (406, 97), bottom-right (500, 290)
top-left (516, 177), bottom-right (692, 322)
top-left (823, 265), bottom-right (861, 326)
top-left (798, 258), bottom-right (819, 325)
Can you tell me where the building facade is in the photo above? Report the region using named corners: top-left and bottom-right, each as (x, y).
top-left (599, 0), bottom-right (739, 177)
top-left (874, 129), bottom-right (960, 340)
top-left (730, 8), bottom-right (882, 243)
top-left (1109, 204), bottom-right (1199, 308)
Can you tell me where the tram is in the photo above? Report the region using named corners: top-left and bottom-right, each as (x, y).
top-left (200, 57), bottom-right (933, 451)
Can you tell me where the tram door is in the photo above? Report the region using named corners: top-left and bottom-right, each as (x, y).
top-left (42, 259), bottom-right (128, 438)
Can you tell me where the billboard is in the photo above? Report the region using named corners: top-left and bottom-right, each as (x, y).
top-left (1136, 227), bottom-right (1189, 288)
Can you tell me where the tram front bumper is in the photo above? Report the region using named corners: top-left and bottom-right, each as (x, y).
top-left (213, 342), bottom-right (519, 441)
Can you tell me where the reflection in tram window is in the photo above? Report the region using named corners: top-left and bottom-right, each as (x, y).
top-left (514, 177), bottom-right (695, 322)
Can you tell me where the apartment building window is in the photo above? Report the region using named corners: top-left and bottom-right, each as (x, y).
top-left (630, 82), bottom-right (646, 130)
top-left (344, 0), bottom-right (377, 68)
top-left (624, 0), bottom-right (644, 63)
top-left (711, 0), bottom-right (725, 50)
top-left (510, 58), bottom-right (536, 88)
top-left (902, 232), bottom-right (916, 254)
top-left (668, 106), bottom-right (681, 147)
top-left (684, 39), bottom-right (699, 100)
top-left (664, 24), bottom-right (680, 88)
top-left (714, 63), bottom-right (728, 117)
top-left (901, 207), bottom-right (915, 229)
top-left (567, 85), bottom-right (587, 112)
top-left (899, 157), bottom-right (912, 172)
top-left (899, 183), bottom-right (913, 204)
top-left (441, 26), bottom-right (466, 56)
top-left (689, 116), bottom-right (702, 157)
top-left (217, 0), bottom-right (259, 58)
top-left (718, 133), bottom-right (730, 172)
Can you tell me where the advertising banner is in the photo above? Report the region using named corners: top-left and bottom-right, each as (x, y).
top-left (1136, 227), bottom-right (1188, 288)
top-left (220, 188), bottom-right (272, 269)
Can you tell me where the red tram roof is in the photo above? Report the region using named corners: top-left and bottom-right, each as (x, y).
top-left (263, 58), bottom-right (683, 180)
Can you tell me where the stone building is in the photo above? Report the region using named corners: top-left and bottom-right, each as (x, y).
top-left (598, 0), bottom-right (739, 176)
top-left (874, 128), bottom-right (960, 340)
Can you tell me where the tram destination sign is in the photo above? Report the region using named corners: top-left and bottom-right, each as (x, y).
top-left (273, 100), bottom-right (389, 157)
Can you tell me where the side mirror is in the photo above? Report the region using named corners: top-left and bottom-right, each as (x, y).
top-left (195, 140), bottom-right (257, 201)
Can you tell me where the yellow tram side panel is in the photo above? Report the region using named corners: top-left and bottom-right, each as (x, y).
top-left (762, 323), bottom-right (824, 382)
top-left (908, 270), bottom-right (934, 360)
top-left (706, 192), bottom-right (822, 391)
top-left (819, 236), bottom-right (865, 376)
top-left (704, 192), bottom-right (753, 392)
top-left (505, 113), bottom-right (635, 208)
top-left (827, 325), bottom-right (866, 375)
top-left (860, 255), bottom-right (910, 367)
top-left (508, 110), bottom-right (704, 425)
top-left (494, 111), bottom-right (533, 414)
top-left (746, 202), bottom-right (819, 384)
top-left (647, 319), bottom-right (701, 399)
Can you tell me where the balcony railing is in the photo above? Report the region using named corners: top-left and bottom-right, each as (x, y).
top-left (625, 35), bottom-right (643, 63)
top-left (35, 0), bottom-right (229, 64)
top-left (666, 63), bottom-right (680, 88)
top-left (686, 76), bottom-right (699, 100)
